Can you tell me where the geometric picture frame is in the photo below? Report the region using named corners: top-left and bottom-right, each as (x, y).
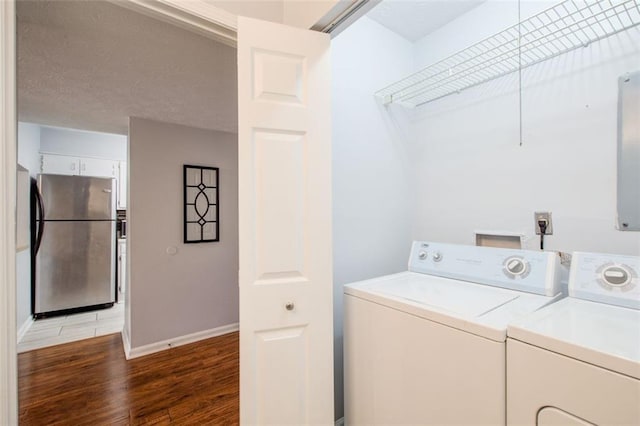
top-left (183, 165), bottom-right (219, 243)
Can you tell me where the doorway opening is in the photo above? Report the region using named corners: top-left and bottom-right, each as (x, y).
top-left (15, 0), bottom-right (240, 423)
top-left (17, 125), bottom-right (127, 352)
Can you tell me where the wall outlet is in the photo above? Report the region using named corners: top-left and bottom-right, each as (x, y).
top-left (534, 212), bottom-right (553, 235)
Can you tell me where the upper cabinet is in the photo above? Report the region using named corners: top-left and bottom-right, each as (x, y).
top-left (81, 157), bottom-right (118, 178)
top-left (41, 153), bottom-right (127, 210)
top-left (41, 154), bottom-right (117, 178)
top-left (41, 154), bottom-right (82, 176)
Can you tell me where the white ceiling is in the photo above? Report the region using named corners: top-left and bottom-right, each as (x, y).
top-left (367, 0), bottom-right (487, 42)
top-left (17, 0), bottom-right (237, 135)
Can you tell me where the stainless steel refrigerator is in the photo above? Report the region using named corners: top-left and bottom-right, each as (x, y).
top-left (32, 174), bottom-right (116, 318)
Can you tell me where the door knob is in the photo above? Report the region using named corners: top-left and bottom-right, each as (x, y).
top-left (285, 302), bottom-right (294, 311)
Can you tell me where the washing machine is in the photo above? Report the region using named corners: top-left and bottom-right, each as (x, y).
top-left (507, 251), bottom-right (640, 425)
top-left (343, 241), bottom-right (566, 425)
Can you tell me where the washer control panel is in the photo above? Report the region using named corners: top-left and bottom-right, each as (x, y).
top-left (408, 241), bottom-right (563, 296)
top-left (569, 252), bottom-right (639, 310)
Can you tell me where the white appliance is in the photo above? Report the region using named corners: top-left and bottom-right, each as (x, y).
top-left (344, 241), bottom-right (566, 425)
top-left (507, 251), bottom-right (640, 425)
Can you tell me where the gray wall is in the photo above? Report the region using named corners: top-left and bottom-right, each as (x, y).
top-left (16, 122), bottom-right (41, 333)
top-left (17, 122), bottom-right (41, 177)
top-left (127, 117), bottom-right (238, 348)
top-left (331, 17), bottom-right (414, 420)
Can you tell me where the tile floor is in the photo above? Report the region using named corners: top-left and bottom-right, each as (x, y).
top-left (18, 302), bottom-right (124, 353)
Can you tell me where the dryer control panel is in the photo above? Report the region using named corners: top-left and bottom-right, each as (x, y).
top-left (408, 241), bottom-right (565, 297)
top-left (569, 252), bottom-right (640, 310)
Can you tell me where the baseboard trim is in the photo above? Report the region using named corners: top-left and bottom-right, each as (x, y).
top-left (125, 322), bottom-right (239, 360)
top-left (335, 417), bottom-right (345, 426)
top-left (17, 316), bottom-right (34, 343)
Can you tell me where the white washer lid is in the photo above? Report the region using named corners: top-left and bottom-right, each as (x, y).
top-left (508, 298), bottom-right (640, 380)
top-left (344, 272), bottom-right (556, 342)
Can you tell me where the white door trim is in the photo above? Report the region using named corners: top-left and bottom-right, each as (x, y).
top-left (1, 1), bottom-right (348, 421)
top-left (108, 0), bottom-right (238, 47)
top-left (0, 0), bottom-right (18, 423)
top-left (1, 2), bottom-right (239, 421)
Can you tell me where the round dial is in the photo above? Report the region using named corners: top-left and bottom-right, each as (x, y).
top-left (433, 252), bottom-right (443, 262)
top-left (598, 264), bottom-right (636, 291)
top-left (503, 256), bottom-right (529, 279)
top-left (418, 251), bottom-right (427, 260)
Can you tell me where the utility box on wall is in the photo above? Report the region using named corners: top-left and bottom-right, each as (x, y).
top-left (617, 70), bottom-right (640, 231)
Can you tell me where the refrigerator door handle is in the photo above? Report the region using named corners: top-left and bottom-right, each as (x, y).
top-left (34, 184), bottom-right (45, 255)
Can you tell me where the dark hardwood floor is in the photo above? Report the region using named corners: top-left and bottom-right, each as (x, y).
top-left (18, 331), bottom-right (239, 425)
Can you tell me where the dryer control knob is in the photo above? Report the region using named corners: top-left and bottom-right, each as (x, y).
top-left (418, 251), bottom-right (427, 260)
top-left (601, 266), bottom-right (631, 287)
top-left (433, 252), bottom-right (442, 262)
top-left (505, 257), bottom-right (528, 276)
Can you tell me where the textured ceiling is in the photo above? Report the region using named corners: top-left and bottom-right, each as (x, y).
top-left (17, 0), bottom-right (237, 135)
top-left (367, 0), bottom-right (486, 42)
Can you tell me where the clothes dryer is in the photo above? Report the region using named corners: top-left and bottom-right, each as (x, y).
top-left (344, 241), bottom-right (566, 425)
top-left (507, 251), bottom-right (640, 425)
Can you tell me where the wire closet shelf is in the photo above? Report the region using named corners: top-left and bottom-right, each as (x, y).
top-left (375, 0), bottom-right (640, 107)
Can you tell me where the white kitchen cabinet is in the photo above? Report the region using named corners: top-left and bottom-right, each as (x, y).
top-left (41, 154), bottom-right (81, 175)
top-left (42, 153), bottom-right (126, 210)
top-left (16, 166), bottom-right (30, 252)
top-left (117, 239), bottom-right (126, 299)
top-left (80, 157), bottom-right (117, 178)
top-left (117, 161), bottom-right (127, 210)
top-left (41, 154), bottom-right (118, 178)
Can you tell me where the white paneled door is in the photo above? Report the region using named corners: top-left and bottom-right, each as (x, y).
top-left (238, 17), bottom-right (334, 425)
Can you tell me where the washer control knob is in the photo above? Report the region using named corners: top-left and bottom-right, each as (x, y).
top-left (433, 252), bottom-right (442, 262)
top-left (505, 257), bottom-right (528, 276)
top-left (602, 266), bottom-right (631, 287)
top-left (418, 251), bottom-right (427, 260)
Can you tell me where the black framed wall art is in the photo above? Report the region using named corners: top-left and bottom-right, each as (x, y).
top-left (184, 165), bottom-right (219, 243)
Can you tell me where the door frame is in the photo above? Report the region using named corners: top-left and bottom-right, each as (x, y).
top-left (1, 2), bottom-right (238, 421)
top-left (109, 0), bottom-right (238, 47)
top-left (0, 0), bottom-right (17, 422)
top-left (0, 0), bottom-right (361, 421)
